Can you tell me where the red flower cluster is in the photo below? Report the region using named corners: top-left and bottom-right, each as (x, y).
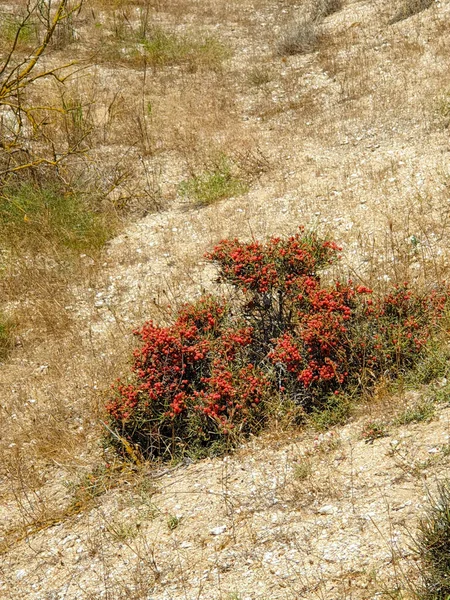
top-left (107, 229), bottom-right (447, 460)
top-left (106, 295), bottom-right (265, 458)
top-left (206, 227), bottom-right (341, 295)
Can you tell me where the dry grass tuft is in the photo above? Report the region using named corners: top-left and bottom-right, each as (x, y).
top-left (390, 0), bottom-right (434, 24)
top-left (0, 312), bottom-right (15, 361)
top-left (278, 18), bottom-right (319, 56)
top-left (313, 0), bottom-right (343, 19)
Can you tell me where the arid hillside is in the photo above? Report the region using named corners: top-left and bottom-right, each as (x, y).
top-left (1, 0), bottom-right (450, 598)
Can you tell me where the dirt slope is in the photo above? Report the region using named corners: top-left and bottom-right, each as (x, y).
top-left (1, 0), bottom-right (450, 598)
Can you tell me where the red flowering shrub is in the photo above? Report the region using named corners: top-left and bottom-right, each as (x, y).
top-left (107, 296), bottom-right (267, 458)
top-left (107, 228), bottom-right (447, 460)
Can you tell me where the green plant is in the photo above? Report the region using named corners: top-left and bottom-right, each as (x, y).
top-left (107, 520), bottom-right (139, 542)
top-left (415, 481), bottom-right (450, 599)
top-left (100, 22), bottom-right (229, 71)
top-left (142, 29), bottom-right (229, 70)
top-left (405, 343), bottom-right (450, 387)
top-left (179, 159), bottom-right (248, 206)
top-left (293, 459), bottom-right (312, 481)
top-left (248, 67), bottom-right (272, 86)
top-left (436, 94), bottom-right (450, 129)
top-left (309, 393), bottom-right (353, 431)
top-left (396, 399), bottom-right (435, 425)
top-left (362, 420), bottom-right (388, 442)
top-left (167, 514), bottom-right (180, 531)
top-left (0, 13), bottom-right (37, 47)
top-left (435, 383), bottom-right (450, 405)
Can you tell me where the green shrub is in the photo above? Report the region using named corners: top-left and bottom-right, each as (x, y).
top-left (309, 393), bottom-right (353, 431)
top-left (405, 343), bottom-right (450, 387)
top-left (0, 183), bottom-right (113, 254)
top-left (106, 228), bottom-right (447, 461)
top-left (179, 160), bottom-right (248, 206)
top-left (396, 399), bottom-right (435, 425)
top-left (416, 481), bottom-right (450, 599)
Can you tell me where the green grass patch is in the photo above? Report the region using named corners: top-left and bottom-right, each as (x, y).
top-left (0, 183), bottom-right (114, 255)
top-left (142, 29), bottom-right (229, 70)
top-left (396, 398), bottom-right (436, 425)
top-left (402, 341), bottom-right (450, 387)
top-left (308, 393), bottom-right (353, 432)
top-left (0, 14), bottom-right (37, 48)
top-left (179, 160), bottom-right (248, 206)
top-left (99, 24), bottom-right (230, 70)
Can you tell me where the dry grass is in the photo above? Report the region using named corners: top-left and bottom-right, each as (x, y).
top-left (278, 18), bottom-right (319, 56)
top-left (390, 0), bottom-right (434, 24)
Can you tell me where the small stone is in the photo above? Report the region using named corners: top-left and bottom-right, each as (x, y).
top-left (210, 525), bottom-right (227, 536)
top-left (318, 505), bottom-right (335, 515)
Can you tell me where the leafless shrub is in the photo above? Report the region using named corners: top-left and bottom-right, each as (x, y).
top-left (277, 18), bottom-right (319, 56)
top-left (0, 0), bottom-right (83, 188)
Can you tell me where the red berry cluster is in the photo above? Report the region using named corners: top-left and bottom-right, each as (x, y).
top-left (106, 295), bottom-right (266, 458)
top-left (206, 227), bottom-right (341, 295)
top-left (107, 229), bottom-right (447, 460)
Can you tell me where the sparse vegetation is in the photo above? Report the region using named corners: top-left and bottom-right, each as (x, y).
top-left (97, 21), bottom-right (229, 71)
top-left (396, 398), bottom-right (435, 425)
top-left (415, 481), bottom-right (450, 600)
top-left (390, 0), bottom-right (434, 24)
top-left (142, 29), bottom-right (229, 70)
top-left (293, 458), bottom-right (312, 481)
top-left (362, 420), bottom-right (388, 442)
top-left (0, 1), bottom-right (82, 188)
top-left (167, 514), bottom-right (180, 531)
top-left (309, 393), bottom-right (353, 431)
top-left (313, 0), bottom-right (342, 19)
top-left (248, 67), bottom-right (272, 87)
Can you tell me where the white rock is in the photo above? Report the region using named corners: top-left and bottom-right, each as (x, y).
top-left (318, 505), bottom-right (336, 515)
top-left (210, 525), bottom-right (227, 536)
